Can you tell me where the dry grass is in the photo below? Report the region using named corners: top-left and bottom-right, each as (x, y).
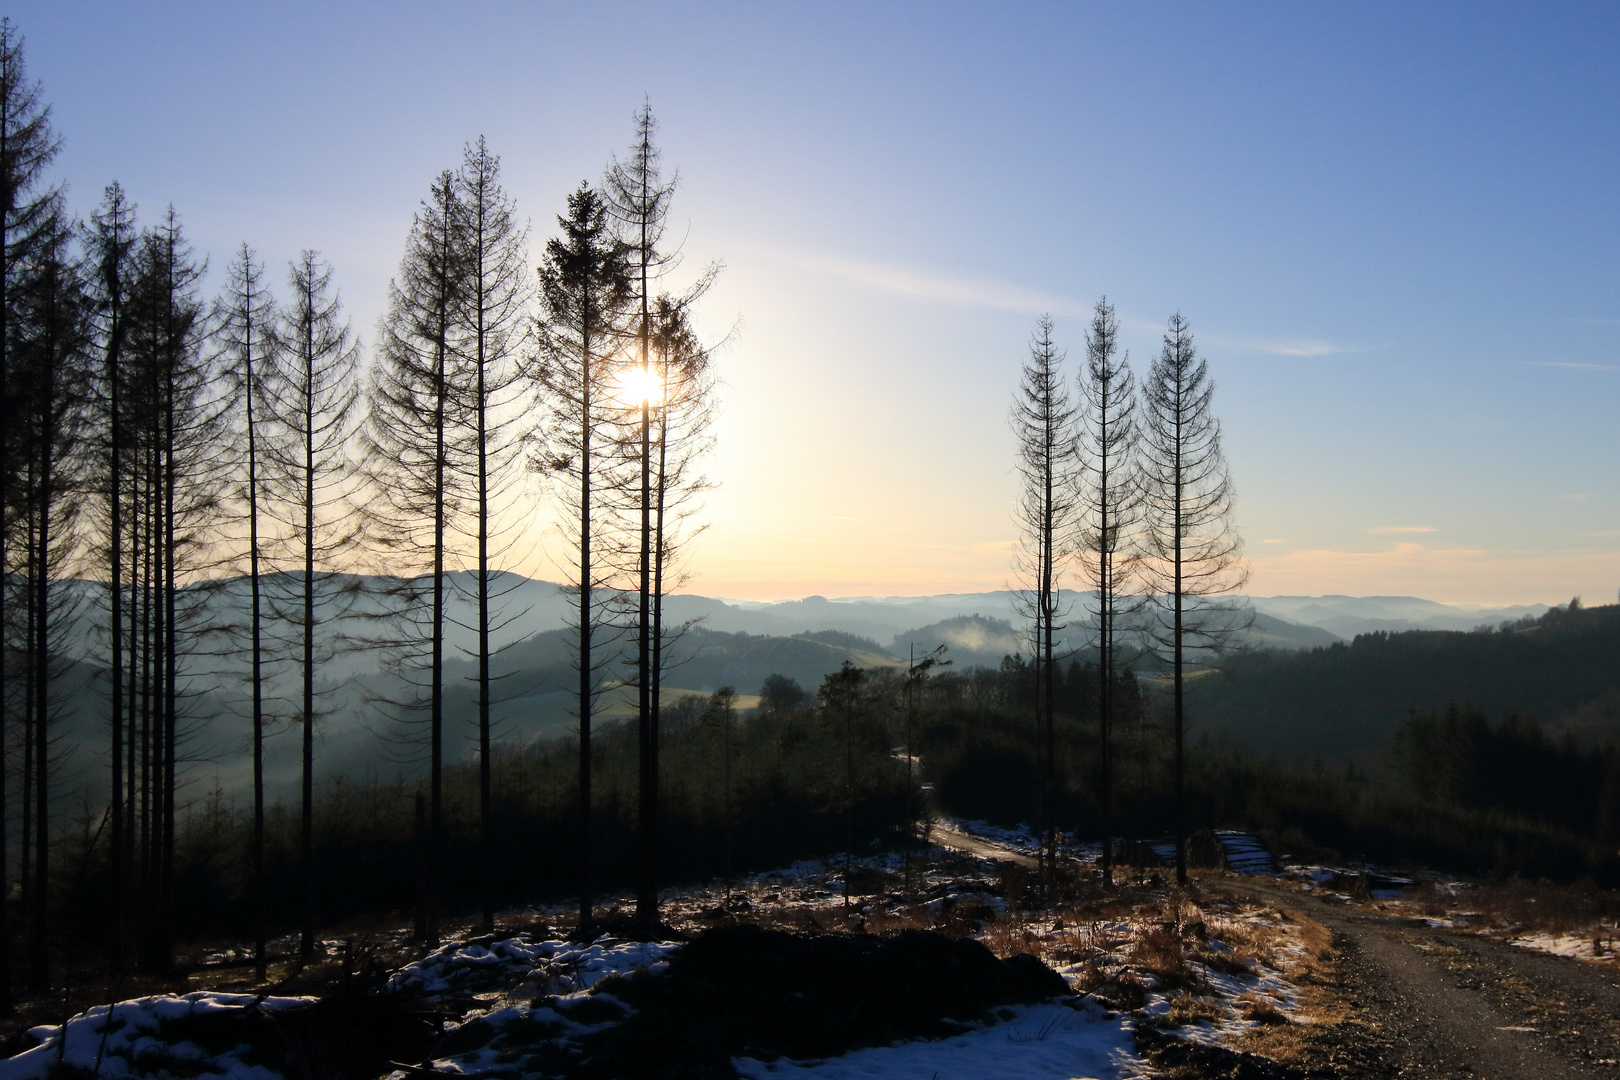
top-left (1238, 995), bottom-right (1290, 1025)
top-left (1140, 990), bottom-right (1224, 1029)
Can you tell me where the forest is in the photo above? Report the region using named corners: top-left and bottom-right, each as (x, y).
top-left (0, 16), bottom-right (724, 996)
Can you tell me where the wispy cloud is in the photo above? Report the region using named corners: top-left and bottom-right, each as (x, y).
top-left (764, 248), bottom-right (1088, 318)
top-left (1198, 331), bottom-right (1359, 357)
top-left (1367, 525), bottom-right (1438, 535)
top-left (1490, 360), bottom-right (1620, 373)
top-left (1538, 361), bottom-right (1620, 372)
top-left (760, 248), bottom-right (1360, 358)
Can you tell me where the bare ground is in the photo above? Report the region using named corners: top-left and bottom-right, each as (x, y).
top-left (1234, 880), bottom-right (1620, 1078)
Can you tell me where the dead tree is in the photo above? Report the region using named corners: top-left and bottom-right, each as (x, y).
top-left (0, 15), bottom-right (60, 1005)
top-left (263, 251), bottom-right (361, 960)
top-left (1074, 297), bottom-right (1141, 887)
top-left (1138, 313), bottom-right (1248, 885)
top-left (452, 138), bottom-right (532, 932)
top-left (528, 183), bottom-right (631, 929)
top-left (363, 171), bottom-right (464, 946)
top-left (211, 242), bottom-right (278, 977)
top-left (1010, 315), bottom-right (1079, 874)
top-left (602, 103), bottom-right (678, 932)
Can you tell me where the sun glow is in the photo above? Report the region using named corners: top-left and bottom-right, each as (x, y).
top-left (615, 365), bottom-right (665, 406)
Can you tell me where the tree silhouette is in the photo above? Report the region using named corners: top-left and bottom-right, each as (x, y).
top-left (1010, 315), bottom-right (1079, 874)
top-left (264, 251), bottom-right (361, 959)
top-left (364, 170), bottom-right (463, 945)
top-left (452, 138), bottom-right (532, 932)
top-left (1074, 297), bottom-right (1141, 886)
top-left (121, 209), bottom-right (221, 972)
top-left (211, 242), bottom-right (277, 977)
top-left (0, 15), bottom-right (60, 1005)
top-left (85, 182), bottom-right (137, 973)
top-left (12, 211), bottom-right (91, 986)
top-left (818, 661), bottom-right (867, 909)
top-left (528, 183), bottom-right (631, 928)
top-left (603, 103), bottom-right (681, 932)
top-left (1138, 313), bottom-right (1247, 885)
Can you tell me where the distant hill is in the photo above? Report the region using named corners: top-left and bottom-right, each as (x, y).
top-left (37, 573), bottom-right (1571, 808)
top-left (1190, 602), bottom-right (1620, 764)
top-left (888, 615), bottom-right (1024, 669)
top-left (1248, 594), bottom-right (1548, 639)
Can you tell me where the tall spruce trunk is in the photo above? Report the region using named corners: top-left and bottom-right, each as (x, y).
top-left (300, 320), bottom-right (317, 962)
top-left (246, 322), bottom-right (266, 980)
top-left (428, 308), bottom-right (446, 947)
top-left (161, 335), bottom-right (178, 970)
top-left (476, 297), bottom-right (493, 933)
top-left (1172, 414), bottom-right (1186, 887)
top-left (30, 423), bottom-right (52, 987)
top-left (108, 362), bottom-right (125, 971)
top-left (577, 321), bottom-right (593, 929)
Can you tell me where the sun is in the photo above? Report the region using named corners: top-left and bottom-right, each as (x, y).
top-left (616, 365), bottom-right (665, 406)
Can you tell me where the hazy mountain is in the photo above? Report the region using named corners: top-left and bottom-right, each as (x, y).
top-left (1248, 595), bottom-right (1548, 639)
top-left (37, 573), bottom-right (1560, 809)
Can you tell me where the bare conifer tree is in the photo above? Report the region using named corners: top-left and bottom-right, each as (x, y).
top-left (211, 243), bottom-right (277, 978)
top-left (1074, 297), bottom-right (1141, 887)
top-left (452, 138), bottom-right (532, 932)
top-left (1010, 315), bottom-right (1079, 874)
top-left (85, 182), bottom-right (137, 972)
top-left (12, 211), bottom-right (92, 987)
top-left (0, 16), bottom-right (60, 1004)
top-left (528, 183), bottom-right (631, 929)
top-left (363, 171), bottom-right (464, 946)
top-left (602, 103), bottom-right (678, 931)
top-left (1138, 313), bottom-right (1248, 885)
top-left (263, 251), bottom-right (361, 960)
top-left (121, 209), bottom-right (221, 972)
top-left (602, 286), bottom-right (720, 930)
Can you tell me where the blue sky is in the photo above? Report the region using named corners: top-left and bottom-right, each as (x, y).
top-left (16, 2), bottom-right (1619, 603)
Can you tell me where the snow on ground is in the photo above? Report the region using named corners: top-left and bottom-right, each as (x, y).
top-left (0, 824), bottom-right (1325, 1079)
top-left (733, 1001), bottom-right (1145, 1080)
top-left (1507, 931), bottom-right (1620, 963)
top-left (390, 934), bottom-right (680, 998)
top-left (0, 992), bottom-right (316, 1080)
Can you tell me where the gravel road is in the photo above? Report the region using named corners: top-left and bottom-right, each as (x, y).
top-left (1240, 881), bottom-right (1620, 1078)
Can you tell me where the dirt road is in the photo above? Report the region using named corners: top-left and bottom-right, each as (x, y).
top-left (929, 822), bottom-right (1040, 868)
top-left (1239, 880), bottom-right (1620, 1078)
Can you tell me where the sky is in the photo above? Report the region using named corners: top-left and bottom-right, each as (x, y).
top-left (13, 2), bottom-right (1619, 605)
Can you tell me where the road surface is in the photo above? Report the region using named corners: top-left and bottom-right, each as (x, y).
top-left (1240, 880), bottom-right (1620, 1078)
